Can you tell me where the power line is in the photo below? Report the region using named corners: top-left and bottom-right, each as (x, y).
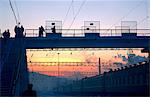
top-left (72, 0), bottom-right (75, 22)
top-left (62, 0), bottom-right (74, 27)
top-left (67, 0), bottom-right (86, 31)
top-left (14, 0), bottom-right (21, 23)
top-left (145, 0), bottom-right (150, 28)
top-left (107, 0), bottom-right (146, 30)
top-left (133, 16), bottom-right (149, 28)
top-left (9, 0), bottom-right (18, 24)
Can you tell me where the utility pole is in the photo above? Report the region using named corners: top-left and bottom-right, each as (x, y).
top-left (98, 57), bottom-right (101, 75)
top-left (57, 53), bottom-right (60, 77)
top-left (57, 52), bottom-right (60, 92)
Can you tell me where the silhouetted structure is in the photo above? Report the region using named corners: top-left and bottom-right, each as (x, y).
top-left (39, 26), bottom-right (44, 37)
top-left (14, 22), bottom-right (24, 38)
top-left (0, 39), bottom-right (28, 96)
top-left (22, 84), bottom-right (37, 97)
top-left (0, 28), bottom-right (149, 96)
top-left (55, 62), bottom-right (149, 96)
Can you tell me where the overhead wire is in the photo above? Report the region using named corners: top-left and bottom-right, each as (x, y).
top-left (145, 0), bottom-right (150, 28)
top-left (62, 0), bottom-right (74, 27)
top-left (131, 16), bottom-right (149, 29)
top-left (107, 0), bottom-right (146, 30)
top-left (67, 0), bottom-right (86, 31)
top-left (9, 0), bottom-right (18, 24)
top-left (72, 0), bottom-right (75, 22)
top-left (14, 0), bottom-right (21, 23)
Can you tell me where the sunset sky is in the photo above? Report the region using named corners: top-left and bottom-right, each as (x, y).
top-left (0, 0), bottom-right (150, 37)
top-left (27, 49), bottom-right (148, 77)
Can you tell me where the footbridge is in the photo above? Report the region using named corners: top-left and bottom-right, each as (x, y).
top-left (25, 29), bottom-right (150, 48)
top-left (0, 28), bottom-right (150, 96)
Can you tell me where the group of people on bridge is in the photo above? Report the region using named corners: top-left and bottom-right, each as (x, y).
top-left (14, 22), bottom-right (24, 38)
top-left (38, 23), bottom-right (56, 37)
top-left (2, 22), bottom-right (56, 38)
top-left (2, 29), bottom-right (10, 39)
top-left (2, 22), bottom-right (24, 38)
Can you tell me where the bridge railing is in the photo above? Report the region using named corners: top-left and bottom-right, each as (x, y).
top-left (25, 29), bottom-right (150, 37)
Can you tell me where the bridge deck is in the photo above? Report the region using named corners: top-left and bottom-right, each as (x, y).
top-left (1, 33), bottom-right (150, 49)
top-left (20, 33), bottom-right (150, 49)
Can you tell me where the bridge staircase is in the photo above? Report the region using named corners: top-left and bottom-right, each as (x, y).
top-left (0, 39), bottom-right (29, 96)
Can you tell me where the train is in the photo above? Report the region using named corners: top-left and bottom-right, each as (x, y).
top-left (54, 61), bottom-right (149, 96)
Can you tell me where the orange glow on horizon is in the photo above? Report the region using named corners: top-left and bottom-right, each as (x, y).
top-left (27, 49), bottom-right (148, 77)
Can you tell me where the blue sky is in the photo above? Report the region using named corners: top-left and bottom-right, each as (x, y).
top-left (0, 0), bottom-right (149, 37)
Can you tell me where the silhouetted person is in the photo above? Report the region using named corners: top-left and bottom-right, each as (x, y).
top-left (22, 84), bottom-right (37, 97)
top-left (14, 25), bottom-right (18, 37)
top-left (14, 22), bottom-right (20, 37)
top-left (51, 23), bottom-right (56, 33)
top-left (3, 29), bottom-right (10, 44)
top-left (14, 22), bottom-right (24, 38)
top-left (39, 26), bottom-right (44, 37)
top-left (3, 30), bottom-right (7, 39)
top-left (21, 25), bottom-right (24, 37)
top-left (7, 29), bottom-right (10, 38)
top-left (3, 29), bottom-right (10, 38)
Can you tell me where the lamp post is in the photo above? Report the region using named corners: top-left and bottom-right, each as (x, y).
top-left (57, 53), bottom-right (60, 77)
top-left (57, 52), bottom-right (60, 92)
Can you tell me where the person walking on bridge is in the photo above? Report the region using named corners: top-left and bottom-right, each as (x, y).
top-left (39, 26), bottom-right (45, 37)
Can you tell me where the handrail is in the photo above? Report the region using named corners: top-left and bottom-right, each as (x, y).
top-left (9, 39), bottom-right (25, 96)
top-left (25, 28), bottom-right (150, 30)
top-left (11, 49), bottom-right (22, 96)
top-left (25, 29), bottom-right (150, 37)
top-left (12, 40), bottom-right (24, 96)
top-left (8, 41), bottom-right (20, 96)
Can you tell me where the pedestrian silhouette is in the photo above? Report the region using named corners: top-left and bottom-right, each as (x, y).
top-left (39, 26), bottom-right (44, 37)
top-left (14, 22), bottom-right (24, 38)
top-left (21, 25), bottom-right (24, 37)
top-left (3, 29), bottom-right (10, 39)
top-left (38, 27), bottom-right (41, 37)
top-left (51, 23), bottom-right (56, 33)
top-left (22, 84), bottom-right (37, 97)
top-left (3, 30), bottom-right (7, 38)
